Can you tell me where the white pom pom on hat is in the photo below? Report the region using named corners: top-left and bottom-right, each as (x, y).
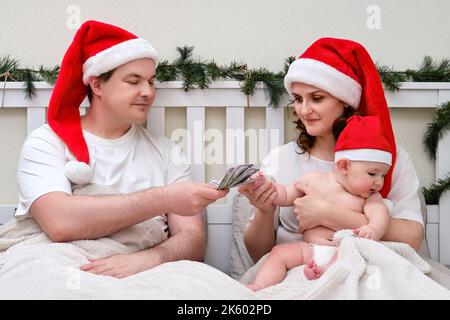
top-left (64, 160), bottom-right (94, 185)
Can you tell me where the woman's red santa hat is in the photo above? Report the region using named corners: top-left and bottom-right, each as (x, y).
top-left (284, 37), bottom-right (396, 198)
top-left (335, 115), bottom-right (392, 166)
top-left (47, 20), bottom-right (159, 185)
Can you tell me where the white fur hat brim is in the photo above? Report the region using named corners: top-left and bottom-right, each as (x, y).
top-left (335, 148), bottom-right (392, 166)
top-left (82, 38), bottom-right (159, 84)
top-left (284, 58), bottom-right (362, 109)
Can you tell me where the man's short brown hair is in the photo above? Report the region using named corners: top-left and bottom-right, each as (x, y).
top-left (86, 69), bottom-right (115, 102)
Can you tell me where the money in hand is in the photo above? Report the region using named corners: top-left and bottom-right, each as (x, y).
top-left (210, 164), bottom-right (261, 190)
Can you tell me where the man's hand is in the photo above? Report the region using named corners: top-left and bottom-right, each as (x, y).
top-left (80, 251), bottom-right (158, 279)
top-left (160, 182), bottom-right (229, 216)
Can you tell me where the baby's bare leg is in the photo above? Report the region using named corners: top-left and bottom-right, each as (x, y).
top-left (304, 247), bottom-right (338, 280)
top-left (246, 242), bottom-right (313, 291)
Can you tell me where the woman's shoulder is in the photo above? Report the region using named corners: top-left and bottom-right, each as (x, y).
top-left (261, 141), bottom-right (313, 178)
top-left (396, 144), bottom-right (408, 155)
top-left (394, 144), bottom-right (413, 166)
top-left (390, 144), bottom-right (420, 190)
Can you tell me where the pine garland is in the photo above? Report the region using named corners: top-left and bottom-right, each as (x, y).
top-left (377, 57), bottom-right (450, 91)
top-left (422, 175), bottom-right (450, 205)
top-left (1, 48), bottom-right (450, 106)
top-left (376, 63), bottom-right (408, 91)
top-left (423, 101), bottom-right (450, 159)
top-left (422, 101), bottom-right (450, 204)
top-left (0, 55), bottom-right (59, 100)
top-left (156, 46), bottom-right (291, 106)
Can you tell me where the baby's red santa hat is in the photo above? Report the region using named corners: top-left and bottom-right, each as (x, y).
top-left (284, 37), bottom-right (396, 198)
top-left (335, 115), bottom-right (393, 166)
top-left (47, 20), bottom-right (159, 185)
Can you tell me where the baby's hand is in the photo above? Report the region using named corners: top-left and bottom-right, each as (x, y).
top-left (237, 171), bottom-right (266, 194)
top-left (353, 225), bottom-right (380, 240)
top-left (238, 172), bottom-right (277, 213)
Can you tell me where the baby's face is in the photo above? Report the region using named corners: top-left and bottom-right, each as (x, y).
top-left (344, 161), bottom-right (391, 198)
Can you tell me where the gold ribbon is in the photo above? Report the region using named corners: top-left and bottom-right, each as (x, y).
top-left (0, 70), bottom-right (17, 108)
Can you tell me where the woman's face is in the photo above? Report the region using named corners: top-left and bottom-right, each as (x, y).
top-left (292, 82), bottom-right (346, 137)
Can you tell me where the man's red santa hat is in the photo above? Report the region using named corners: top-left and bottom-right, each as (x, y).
top-left (284, 37), bottom-right (396, 198)
top-left (335, 115), bottom-right (392, 166)
top-left (47, 20), bottom-right (159, 185)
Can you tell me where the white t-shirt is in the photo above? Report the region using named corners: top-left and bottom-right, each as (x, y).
top-left (16, 124), bottom-right (191, 231)
top-left (257, 141), bottom-right (423, 244)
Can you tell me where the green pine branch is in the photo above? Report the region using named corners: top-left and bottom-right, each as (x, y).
top-left (0, 55), bottom-right (19, 76)
top-left (1, 55), bottom-right (60, 100)
top-left (423, 101), bottom-right (450, 159)
top-left (282, 56), bottom-right (296, 75)
top-left (376, 63), bottom-right (407, 91)
top-left (38, 65), bottom-right (60, 84)
top-left (153, 47), bottom-right (290, 107)
top-left (22, 69), bottom-right (35, 100)
top-left (155, 60), bottom-right (178, 81)
top-left (240, 68), bottom-right (285, 106)
top-left (422, 175), bottom-right (450, 205)
top-left (406, 56), bottom-right (450, 82)
top-left (422, 100), bottom-right (450, 204)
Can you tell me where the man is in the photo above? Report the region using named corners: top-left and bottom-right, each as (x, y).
top-left (16, 20), bottom-right (228, 278)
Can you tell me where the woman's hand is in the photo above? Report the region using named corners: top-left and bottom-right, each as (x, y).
top-left (238, 172), bottom-right (277, 214)
top-left (80, 251), bottom-right (160, 279)
top-left (293, 191), bottom-right (330, 233)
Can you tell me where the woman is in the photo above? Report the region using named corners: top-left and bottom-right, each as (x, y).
top-left (239, 37), bottom-right (424, 263)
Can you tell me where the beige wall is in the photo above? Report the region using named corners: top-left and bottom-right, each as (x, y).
top-left (1, 0), bottom-right (448, 204)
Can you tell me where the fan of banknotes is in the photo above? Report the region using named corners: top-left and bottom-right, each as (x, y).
top-left (210, 164), bottom-right (261, 190)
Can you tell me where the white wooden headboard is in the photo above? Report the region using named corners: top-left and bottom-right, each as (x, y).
top-left (1, 81), bottom-right (449, 274)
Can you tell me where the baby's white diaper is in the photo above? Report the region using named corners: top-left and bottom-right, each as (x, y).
top-left (310, 244), bottom-right (338, 267)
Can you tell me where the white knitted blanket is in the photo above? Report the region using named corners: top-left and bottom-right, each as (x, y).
top-left (241, 233), bottom-right (450, 299)
top-left (0, 217), bottom-right (449, 299)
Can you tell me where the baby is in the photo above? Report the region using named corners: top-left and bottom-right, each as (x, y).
top-left (246, 115), bottom-right (393, 291)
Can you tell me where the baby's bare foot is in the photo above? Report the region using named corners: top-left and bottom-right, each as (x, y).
top-left (246, 283), bottom-right (264, 292)
top-left (304, 259), bottom-right (323, 280)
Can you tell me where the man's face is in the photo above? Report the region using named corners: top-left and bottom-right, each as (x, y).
top-left (98, 58), bottom-right (156, 125)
